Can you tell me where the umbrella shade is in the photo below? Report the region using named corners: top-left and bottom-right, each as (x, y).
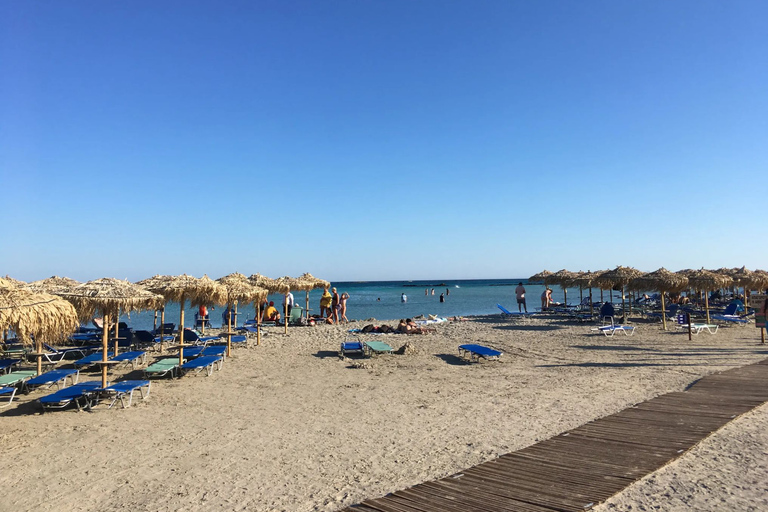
top-left (60, 278), bottom-right (164, 387)
top-left (0, 276), bottom-right (25, 289)
top-left (747, 270), bottom-right (768, 290)
top-left (216, 273), bottom-right (268, 304)
top-left (528, 270), bottom-right (553, 283)
top-left (25, 276), bottom-right (81, 295)
top-left (216, 273), bottom-right (268, 355)
top-left (0, 287), bottom-right (79, 344)
top-left (594, 266), bottom-right (644, 323)
top-left (686, 269), bottom-right (734, 324)
top-left (628, 268), bottom-right (688, 330)
top-left (594, 266), bottom-right (645, 289)
top-left (297, 272), bottom-right (330, 290)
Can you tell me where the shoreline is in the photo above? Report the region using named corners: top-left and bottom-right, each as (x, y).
top-left (2, 313), bottom-right (766, 511)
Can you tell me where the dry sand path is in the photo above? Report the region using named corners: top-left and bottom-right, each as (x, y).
top-left (1, 315), bottom-right (766, 511)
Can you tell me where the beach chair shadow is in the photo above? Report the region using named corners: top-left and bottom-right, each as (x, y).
top-left (434, 353), bottom-right (471, 366)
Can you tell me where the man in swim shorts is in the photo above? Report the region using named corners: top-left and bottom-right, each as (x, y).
top-left (515, 282), bottom-right (527, 313)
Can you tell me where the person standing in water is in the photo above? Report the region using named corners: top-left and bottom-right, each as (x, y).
top-left (401, 293), bottom-right (407, 303)
top-left (439, 292), bottom-right (445, 303)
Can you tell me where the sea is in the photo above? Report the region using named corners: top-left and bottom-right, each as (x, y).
top-left (115, 279), bottom-right (612, 331)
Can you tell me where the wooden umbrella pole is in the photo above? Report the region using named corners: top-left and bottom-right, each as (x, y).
top-left (589, 287), bottom-right (594, 317)
top-left (159, 307), bottom-right (166, 353)
top-left (621, 286), bottom-right (626, 324)
top-left (256, 304), bottom-right (262, 346)
top-left (226, 300), bottom-right (233, 358)
top-left (113, 307), bottom-right (120, 357)
top-left (660, 291), bottom-right (667, 331)
top-left (563, 287), bottom-right (567, 308)
top-left (101, 312), bottom-right (109, 388)
top-left (234, 301), bottom-right (239, 330)
top-left (705, 292), bottom-right (711, 325)
top-left (284, 292), bottom-right (288, 335)
top-left (761, 327), bottom-right (765, 344)
top-left (579, 286), bottom-right (583, 303)
top-left (179, 296), bottom-right (185, 367)
top-left (36, 338), bottom-right (42, 376)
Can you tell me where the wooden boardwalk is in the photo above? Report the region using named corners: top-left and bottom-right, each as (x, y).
top-left (341, 359), bottom-right (768, 512)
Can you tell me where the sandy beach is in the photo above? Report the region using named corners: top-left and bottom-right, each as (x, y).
top-left (2, 314), bottom-right (766, 512)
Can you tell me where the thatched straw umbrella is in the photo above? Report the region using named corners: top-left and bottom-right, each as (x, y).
top-left (748, 270), bottom-right (768, 291)
top-left (628, 268), bottom-right (688, 331)
top-left (59, 278), bottom-right (163, 387)
top-left (686, 269), bottom-right (733, 324)
top-left (595, 266), bottom-right (645, 323)
top-left (731, 266), bottom-right (754, 307)
top-left (216, 273), bottom-right (267, 356)
top-left (136, 274), bottom-right (225, 368)
top-left (296, 273), bottom-right (331, 320)
top-left (528, 270), bottom-right (552, 284)
top-left (273, 276), bottom-right (299, 334)
top-left (26, 276), bottom-right (81, 295)
top-left (571, 271), bottom-right (603, 316)
top-left (248, 274), bottom-right (286, 344)
top-left (0, 287), bottom-right (80, 375)
top-left (2, 275), bottom-right (26, 288)
top-left (544, 269), bottom-right (577, 308)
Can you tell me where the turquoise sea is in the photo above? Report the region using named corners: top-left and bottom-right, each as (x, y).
top-left (117, 279), bottom-right (612, 331)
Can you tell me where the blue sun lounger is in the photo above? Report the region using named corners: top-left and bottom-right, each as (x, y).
top-left (94, 380), bottom-right (151, 409)
top-left (26, 369), bottom-right (80, 391)
top-left (340, 339), bottom-right (365, 357)
top-left (73, 351), bottom-right (113, 369)
top-left (458, 344), bottom-right (503, 362)
top-left (711, 314), bottom-right (748, 324)
top-left (200, 346), bottom-right (226, 358)
top-left (0, 358), bottom-right (21, 374)
top-left (110, 350), bottom-right (147, 368)
top-left (497, 304), bottom-right (536, 318)
top-left (0, 386), bottom-right (17, 408)
top-left (180, 355), bottom-right (223, 377)
top-left (39, 381), bottom-right (101, 410)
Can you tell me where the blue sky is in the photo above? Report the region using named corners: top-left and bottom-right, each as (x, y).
top-left (2, 1), bottom-right (766, 282)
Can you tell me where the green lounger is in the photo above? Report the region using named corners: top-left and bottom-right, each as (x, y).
top-left (143, 358), bottom-right (184, 379)
top-left (0, 370), bottom-right (37, 392)
top-left (364, 341), bottom-right (394, 356)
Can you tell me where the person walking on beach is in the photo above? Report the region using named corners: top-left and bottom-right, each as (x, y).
top-left (340, 292), bottom-right (350, 323)
top-left (331, 287), bottom-right (340, 324)
top-left (515, 282), bottom-right (527, 313)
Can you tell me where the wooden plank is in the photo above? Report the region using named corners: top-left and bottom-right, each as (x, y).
top-left (343, 359), bottom-right (768, 512)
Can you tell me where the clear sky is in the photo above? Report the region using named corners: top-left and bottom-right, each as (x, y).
top-left (2, 1), bottom-right (766, 283)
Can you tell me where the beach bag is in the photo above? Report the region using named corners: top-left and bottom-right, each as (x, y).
top-left (362, 324), bottom-right (375, 333)
top-left (379, 324), bottom-right (393, 333)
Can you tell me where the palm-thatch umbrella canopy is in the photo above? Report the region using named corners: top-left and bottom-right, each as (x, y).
top-left (273, 276), bottom-right (300, 334)
top-left (528, 270), bottom-right (553, 284)
top-left (216, 273), bottom-right (268, 354)
top-left (686, 269), bottom-right (734, 324)
top-left (730, 266), bottom-right (755, 306)
top-left (748, 270), bottom-right (768, 291)
top-left (0, 276), bottom-right (25, 289)
top-left (571, 270), bottom-right (604, 316)
top-left (25, 276), bottom-right (81, 295)
top-left (544, 269), bottom-right (578, 308)
top-left (135, 274), bottom-right (225, 367)
top-left (628, 268), bottom-right (688, 330)
top-left (595, 266), bottom-right (645, 322)
top-left (296, 273), bottom-right (331, 320)
top-left (59, 278), bottom-right (163, 386)
top-left (0, 286), bottom-right (80, 375)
